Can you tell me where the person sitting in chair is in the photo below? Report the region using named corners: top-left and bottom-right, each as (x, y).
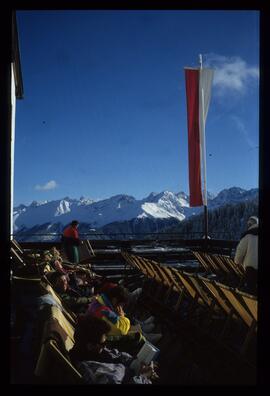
top-left (48, 271), bottom-right (93, 314)
top-left (69, 315), bottom-right (158, 384)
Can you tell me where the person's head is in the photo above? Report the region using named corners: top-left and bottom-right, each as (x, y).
top-left (74, 315), bottom-right (111, 354)
top-left (71, 220), bottom-right (79, 228)
top-left (48, 271), bottom-right (68, 292)
top-left (105, 285), bottom-right (129, 309)
top-left (43, 250), bottom-right (53, 262)
top-left (247, 216), bottom-right (258, 229)
top-left (51, 247), bottom-right (60, 258)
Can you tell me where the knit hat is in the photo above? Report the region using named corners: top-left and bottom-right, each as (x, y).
top-left (247, 216), bottom-right (258, 226)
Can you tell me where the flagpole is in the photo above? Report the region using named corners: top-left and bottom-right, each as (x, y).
top-left (199, 54), bottom-right (209, 246)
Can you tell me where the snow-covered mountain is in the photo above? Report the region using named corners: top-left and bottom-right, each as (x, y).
top-left (13, 187), bottom-right (258, 240)
top-left (208, 187), bottom-right (258, 208)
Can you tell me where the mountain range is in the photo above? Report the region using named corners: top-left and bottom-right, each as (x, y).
top-left (13, 187), bottom-right (258, 241)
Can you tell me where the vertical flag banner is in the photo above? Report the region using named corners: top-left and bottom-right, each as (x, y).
top-left (184, 67), bottom-right (214, 207)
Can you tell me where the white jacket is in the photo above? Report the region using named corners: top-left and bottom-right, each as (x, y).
top-left (234, 224), bottom-right (258, 270)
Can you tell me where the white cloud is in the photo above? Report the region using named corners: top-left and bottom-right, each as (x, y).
top-left (35, 180), bottom-right (58, 191)
top-left (204, 53), bottom-right (259, 95)
top-left (230, 115), bottom-right (256, 149)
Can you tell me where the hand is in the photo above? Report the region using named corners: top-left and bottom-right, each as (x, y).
top-left (139, 362), bottom-right (159, 379)
top-left (115, 305), bottom-right (125, 316)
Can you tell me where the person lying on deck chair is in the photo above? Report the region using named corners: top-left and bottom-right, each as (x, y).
top-left (95, 278), bottom-right (156, 333)
top-left (48, 271), bottom-right (94, 314)
top-left (47, 247), bottom-right (97, 290)
top-left (69, 315), bottom-right (158, 384)
top-left (86, 285), bottom-right (162, 354)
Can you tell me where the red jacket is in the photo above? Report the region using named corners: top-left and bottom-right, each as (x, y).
top-left (63, 225), bottom-right (79, 239)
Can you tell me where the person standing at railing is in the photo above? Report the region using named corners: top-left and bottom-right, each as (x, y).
top-left (62, 220), bottom-right (82, 264)
top-left (234, 216), bottom-right (258, 295)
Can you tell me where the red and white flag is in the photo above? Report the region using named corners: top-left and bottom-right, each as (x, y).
top-left (184, 67), bottom-right (214, 207)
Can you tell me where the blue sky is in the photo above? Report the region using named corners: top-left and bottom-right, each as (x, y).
top-left (15, 10), bottom-right (259, 206)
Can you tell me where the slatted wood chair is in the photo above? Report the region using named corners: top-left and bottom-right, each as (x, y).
top-left (144, 259), bottom-right (174, 300)
top-left (183, 272), bottom-right (218, 311)
top-left (216, 254), bottom-right (245, 278)
top-left (121, 251), bottom-right (141, 271)
top-left (35, 305), bottom-right (82, 384)
top-left (149, 260), bottom-right (172, 288)
top-left (10, 242), bottom-right (45, 278)
top-left (10, 239), bottom-right (24, 255)
top-left (133, 255), bottom-right (156, 279)
top-left (201, 253), bottom-right (222, 275)
top-left (210, 254), bottom-right (231, 275)
top-left (198, 275), bottom-right (235, 317)
top-left (198, 275), bottom-right (240, 339)
top-left (11, 247), bottom-right (26, 269)
top-left (215, 281), bottom-right (257, 355)
top-left (11, 239), bottom-right (43, 264)
top-left (168, 268), bottom-right (217, 323)
top-left (40, 276), bottom-right (77, 324)
top-left (43, 284), bottom-right (77, 324)
top-left (192, 251), bottom-right (213, 273)
top-left (235, 289), bottom-right (257, 322)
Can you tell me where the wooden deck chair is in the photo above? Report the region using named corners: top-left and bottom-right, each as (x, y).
top-left (10, 247), bottom-right (26, 267)
top-left (211, 254), bottom-right (231, 275)
top-left (235, 289), bottom-right (257, 322)
top-left (144, 259), bottom-right (170, 299)
top-left (162, 266), bottom-right (186, 311)
top-left (35, 306), bottom-right (83, 384)
top-left (152, 263), bottom-right (176, 303)
top-left (77, 241), bottom-right (94, 264)
top-left (43, 263), bottom-right (53, 275)
top-left (162, 266), bottom-right (184, 294)
top-left (215, 281), bottom-right (257, 355)
top-left (150, 261), bottom-right (172, 288)
top-left (172, 269), bottom-right (211, 315)
top-left (218, 255), bottom-right (245, 278)
top-left (121, 252), bottom-right (142, 272)
top-left (11, 244), bottom-right (43, 277)
top-left (205, 253), bottom-right (232, 278)
top-left (41, 280), bottom-right (77, 325)
top-left (171, 269), bottom-right (198, 300)
top-left (170, 269), bottom-right (214, 321)
top-left (11, 239), bottom-right (42, 263)
top-left (215, 282), bottom-right (254, 328)
top-left (125, 253), bottom-right (148, 275)
top-left (198, 276), bottom-right (234, 317)
top-left (129, 254), bottom-right (162, 295)
top-left (152, 260), bottom-right (178, 297)
top-left (145, 260), bottom-right (163, 283)
top-left (200, 252), bottom-right (222, 275)
top-left (12, 275), bottom-right (41, 283)
top-left (134, 256), bottom-right (156, 278)
top-left (183, 272), bottom-right (217, 311)
top-left (192, 251), bottom-right (212, 273)
top-left (10, 239), bottom-right (24, 255)
top-left (198, 275), bottom-right (240, 340)
top-left (85, 239), bottom-right (95, 257)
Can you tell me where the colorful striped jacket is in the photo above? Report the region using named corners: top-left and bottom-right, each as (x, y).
top-left (87, 293), bottom-right (130, 337)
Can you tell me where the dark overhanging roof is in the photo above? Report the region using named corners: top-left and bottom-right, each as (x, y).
top-left (12, 11), bottom-right (24, 99)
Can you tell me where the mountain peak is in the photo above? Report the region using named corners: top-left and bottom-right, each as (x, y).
top-left (13, 187), bottom-right (258, 238)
